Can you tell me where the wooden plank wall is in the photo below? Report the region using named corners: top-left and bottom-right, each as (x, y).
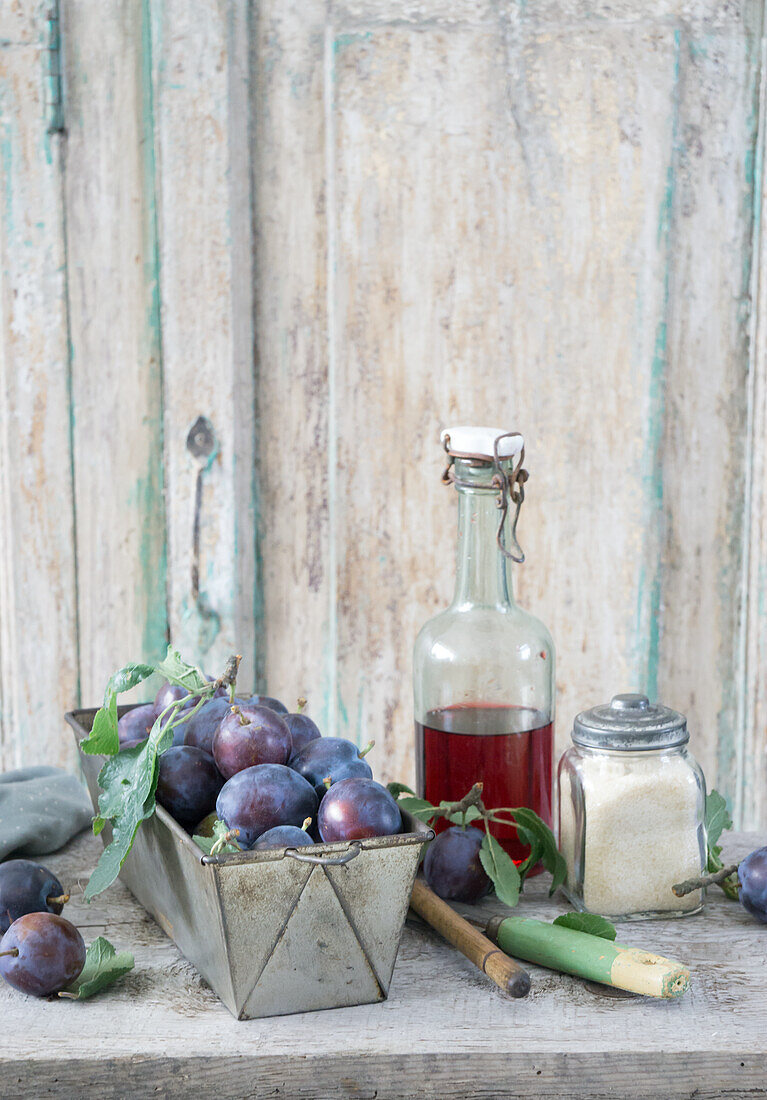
top-left (1, 0), bottom-right (766, 826)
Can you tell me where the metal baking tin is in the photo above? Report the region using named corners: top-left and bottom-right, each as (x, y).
top-left (67, 708), bottom-right (431, 1020)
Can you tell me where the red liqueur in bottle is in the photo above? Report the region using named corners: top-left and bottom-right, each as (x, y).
top-left (413, 427), bottom-right (555, 865)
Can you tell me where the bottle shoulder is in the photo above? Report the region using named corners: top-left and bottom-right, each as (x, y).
top-left (414, 602), bottom-right (554, 660)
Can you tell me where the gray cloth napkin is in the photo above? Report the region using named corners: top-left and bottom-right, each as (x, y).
top-left (0, 766), bottom-right (93, 861)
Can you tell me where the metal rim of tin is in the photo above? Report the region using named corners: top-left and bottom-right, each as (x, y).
top-left (572, 692), bottom-right (688, 751)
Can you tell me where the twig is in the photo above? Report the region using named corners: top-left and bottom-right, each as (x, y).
top-left (672, 863), bottom-right (740, 897)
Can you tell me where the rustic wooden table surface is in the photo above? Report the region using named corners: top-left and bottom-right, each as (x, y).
top-left (1, 829), bottom-right (765, 1100)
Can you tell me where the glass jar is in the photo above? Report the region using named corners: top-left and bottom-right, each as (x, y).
top-left (413, 426), bottom-right (555, 862)
top-left (558, 693), bottom-right (707, 920)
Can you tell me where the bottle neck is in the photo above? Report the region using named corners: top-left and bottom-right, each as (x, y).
top-left (452, 487), bottom-right (516, 609)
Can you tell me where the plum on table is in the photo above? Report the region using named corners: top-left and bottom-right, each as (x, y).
top-left (317, 777), bottom-right (401, 843)
top-left (0, 912), bottom-right (85, 997)
top-left (739, 846), bottom-right (767, 923)
top-left (216, 763), bottom-right (318, 848)
top-left (0, 860), bottom-right (69, 934)
top-left (422, 826), bottom-right (491, 902)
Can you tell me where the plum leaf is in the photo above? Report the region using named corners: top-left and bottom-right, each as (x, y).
top-left (59, 937), bottom-right (134, 1000)
top-left (553, 912), bottom-right (617, 940)
top-left (80, 662), bottom-right (155, 756)
top-left (479, 830), bottom-right (521, 908)
top-left (155, 648), bottom-right (209, 693)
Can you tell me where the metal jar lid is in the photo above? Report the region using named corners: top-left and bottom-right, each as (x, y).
top-left (572, 693), bottom-right (688, 751)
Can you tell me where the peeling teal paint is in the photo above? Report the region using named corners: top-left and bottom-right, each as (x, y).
top-left (635, 30), bottom-right (680, 703)
top-left (723, 21), bottom-right (766, 824)
top-left (337, 689), bottom-right (349, 739)
top-left (138, 0), bottom-right (169, 663)
top-left (333, 32), bottom-right (372, 55)
top-left (131, 472), bottom-right (168, 664)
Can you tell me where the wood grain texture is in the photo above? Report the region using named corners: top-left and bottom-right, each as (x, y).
top-left (0, 2), bottom-right (78, 769)
top-left (742, 25), bottom-right (767, 830)
top-left (657, 9), bottom-right (764, 819)
top-left (61, 0), bottom-right (168, 704)
top-left (251, 0), bottom-right (334, 718)
top-left (150, 0), bottom-right (257, 689)
top-left (0, 827), bottom-right (764, 1098)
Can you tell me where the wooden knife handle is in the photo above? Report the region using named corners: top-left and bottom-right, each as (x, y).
top-left (410, 877), bottom-right (531, 998)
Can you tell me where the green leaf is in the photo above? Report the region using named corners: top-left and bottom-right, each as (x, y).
top-left (514, 823), bottom-right (544, 881)
top-left (84, 735), bottom-right (161, 900)
top-left (80, 662), bottom-right (155, 756)
top-left (80, 699), bottom-right (118, 757)
top-left (705, 789), bottom-right (733, 851)
top-left (553, 912), bottom-right (617, 940)
top-left (509, 807), bottom-right (567, 893)
top-left (193, 818), bottom-right (241, 855)
top-left (387, 781), bottom-right (417, 799)
top-left (106, 663), bottom-right (156, 699)
top-left (83, 650), bottom-right (226, 901)
top-left (59, 937), bottom-right (134, 1000)
top-left (398, 796), bottom-right (438, 822)
top-left (155, 647), bottom-right (208, 692)
top-left (479, 831), bottom-right (521, 908)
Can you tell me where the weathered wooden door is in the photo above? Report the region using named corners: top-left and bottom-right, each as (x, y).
top-left (2, 1), bottom-right (766, 825)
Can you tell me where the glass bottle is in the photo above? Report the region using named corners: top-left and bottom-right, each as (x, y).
top-left (558, 693), bottom-right (706, 920)
top-left (413, 426), bottom-right (555, 862)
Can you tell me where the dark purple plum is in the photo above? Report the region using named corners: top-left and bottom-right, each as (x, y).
top-left (738, 846), bottom-right (767, 923)
top-left (286, 712), bottom-right (322, 759)
top-left (252, 822), bottom-right (315, 851)
top-left (118, 703), bottom-right (157, 745)
top-left (0, 861), bottom-right (69, 935)
top-left (154, 681), bottom-right (191, 713)
top-left (213, 705), bottom-right (292, 779)
top-left (183, 697), bottom-right (235, 754)
top-left (0, 913), bottom-right (85, 997)
top-left (119, 738), bottom-right (147, 752)
top-left (237, 694), bottom-right (288, 715)
top-left (156, 746), bottom-right (224, 830)
top-left (290, 737), bottom-right (372, 797)
top-left (216, 764), bottom-right (318, 848)
top-left (317, 778), bottom-right (401, 843)
top-left (423, 826), bottom-right (491, 902)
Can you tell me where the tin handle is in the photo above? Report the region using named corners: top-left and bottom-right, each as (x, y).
top-left (286, 842), bottom-right (362, 866)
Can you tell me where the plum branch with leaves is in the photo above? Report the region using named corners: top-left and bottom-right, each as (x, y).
top-left (80, 648), bottom-right (241, 901)
top-left (388, 781), bottom-right (567, 909)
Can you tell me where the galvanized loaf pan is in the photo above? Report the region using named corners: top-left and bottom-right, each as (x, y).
top-left (67, 708), bottom-right (431, 1020)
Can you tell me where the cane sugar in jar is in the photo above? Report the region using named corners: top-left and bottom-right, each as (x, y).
top-left (558, 694), bottom-right (706, 920)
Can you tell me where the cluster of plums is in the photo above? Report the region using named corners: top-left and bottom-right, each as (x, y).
top-left (0, 860), bottom-right (86, 997)
top-left (118, 681), bottom-right (402, 849)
